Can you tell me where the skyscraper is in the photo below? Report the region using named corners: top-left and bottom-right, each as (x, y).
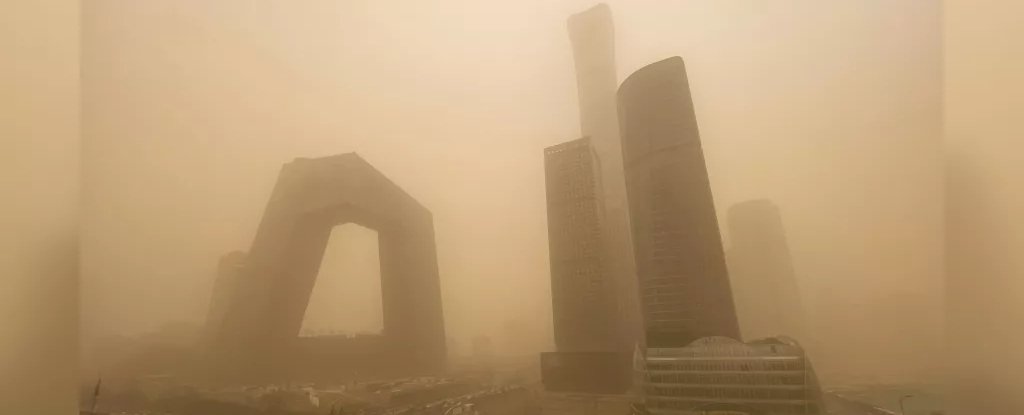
top-left (541, 137), bottom-right (633, 395)
top-left (543, 137), bottom-right (614, 352)
top-left (567, 1), bottom-right (644, 356)
top-left (569, 3), bottom-right (619, 156)
top-left (537, 5), bottom-right (640, 398)
top-left (727, 199), bottom-right (804, 341)
top-left (618, 57), bottom-right (740, 347)
top-left (212, 154), bottom-right (446, 380)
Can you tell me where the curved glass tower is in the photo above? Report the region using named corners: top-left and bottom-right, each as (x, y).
top-left (618, 57), bottom-right (740, 347)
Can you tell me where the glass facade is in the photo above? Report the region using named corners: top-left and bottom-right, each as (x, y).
top-left (618, 57), bottom-right (740, 347)
top-left (544, 137), bottom-right (616, 352)
top-left (637, 337), bottom-right (823, 415)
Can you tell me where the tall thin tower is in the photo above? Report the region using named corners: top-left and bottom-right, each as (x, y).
top-left (567, 3), bottom-right (644, 354)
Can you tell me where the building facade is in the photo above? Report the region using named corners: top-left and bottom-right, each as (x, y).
top-left (726, 199), bottom-right (805, 342)
top-left (211, 154), bottom-right (446, 381)
top-left (567, 2), bottom-right (645, 354)
top-left (203, 251), bottom-right (247, 343)
top-left (544, 137), bottom-right (615, 352)
top-left (618, 57), bottom-right (740, 347)
top-left (540, 4), bottom-right (644, 397)
top-left (637, 337), bottom-right (823, 415)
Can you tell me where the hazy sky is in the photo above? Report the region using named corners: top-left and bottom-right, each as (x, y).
top-left (945, 0), bottom-right (1024, 410)
top-left (81, 0), bottom-right (942, 381)
top-left (2, 0), bottom-right (79, 413)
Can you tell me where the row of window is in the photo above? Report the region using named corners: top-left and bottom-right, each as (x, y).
top-left (553, 274), bottom-right (605, 294)
top-left (642, 281), bottom-right (689, 292)
top-left (645, 301), bottom-right (692, 313)
top-left (549, 240), bottom-right (603, 259)
top-left (554, 280), bottom-right (604, 296)
top-left (549, 243), bottom-right (603, 260)
top-left (648, 372), bottom-right (807, 385)
top-left (548, 213), bottom-right (600, 229)
top-left (547, 203), bottom-right (600, 225)
top-left (545, 156), bottom-right (594, 175)
top-left (544, 139), bottom-right (591, 155)
top-left (651, 370), bottom-right (811, 383)
top-left (647, 344), bottom-right (800, 357)
top-left (646, 386), bottom-right (809, 400)
top-left (648, 218), bottom-right (683, 233)
top-left (545, 146), bottom-right (591, 163)
top-left (546, 184), bottom-right (597, 202)
top-left (545, 162), bottom-right (597, 198)
top-left (645, 319), bottom-right (692, 329)
top-left (645, 360), bottom-right (806, 372)
top-left (646, 399), bottom-right (820, 414)
top-left (552, 270), bottom-right (604, 281)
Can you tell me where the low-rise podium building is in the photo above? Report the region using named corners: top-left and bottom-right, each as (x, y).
top-left (637, 337), bottom-right (824, 415)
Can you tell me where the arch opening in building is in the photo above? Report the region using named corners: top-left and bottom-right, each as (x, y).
top-left (206, 154), bottom-right (446, 382)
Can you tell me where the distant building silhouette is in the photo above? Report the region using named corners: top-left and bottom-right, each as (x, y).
top-left (569, 3), bottom-right (622, 174)
top-left (618, 57), bottom-right (740, 347)
top-left (726, 199), bottom-right (805, 341)
top-left (210, 154), bottom-right (446, 381)
top-left (472, 335), bottom-right (494, 361)
top-left (204, 250), bottom-right (246, 343)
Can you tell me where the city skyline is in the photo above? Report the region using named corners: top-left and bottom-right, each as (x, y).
top-left (76, 4), bottom-right (945, 381)
top-left (59, 3), bottom-right (969, 413)
top-left (7, 0), bottom-right (1023, 413)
